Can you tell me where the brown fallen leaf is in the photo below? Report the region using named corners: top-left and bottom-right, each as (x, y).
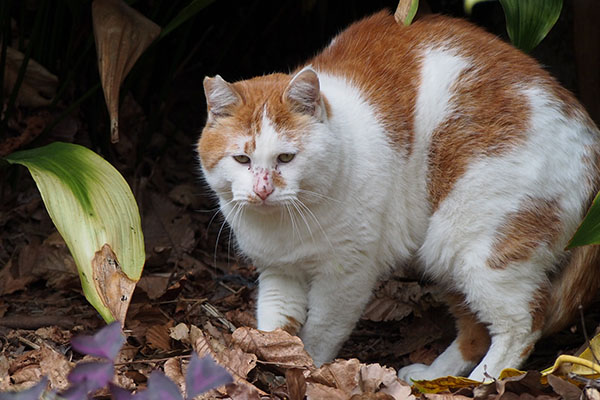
top-left (309, 358), bottom-right (361, 390)
top-left (194, 329), bottom-right (257, 380)
top-left (92, 0), bottom-right (160, 143)
top-left (39, 343), bottom-right (72, 391)
top-left (286, 368), bottom-right (307, 400)
top-left (306, 381), bottom-right (348, 400)
top-left (146, 323), bottom-right (172, 351)
top-left (0, 355), bottom-right (10, 391)
top-left (231, 327), bottom-right (313, 369)
top-left (546, 374), bottom-right (581, 400)
top-left (164, 358), bottom-right (186, 396)
top-left (3, 47), bottom-right (57, 107)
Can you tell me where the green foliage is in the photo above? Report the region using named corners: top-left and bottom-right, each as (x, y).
top-left (499, 0), bottom-right (563, 53)
top-left (4, 142), bottom-right (145, 322)
top-left (464, 0), bottom-right (563, 53)
top-left (567, 191), bottom-right (600, 248)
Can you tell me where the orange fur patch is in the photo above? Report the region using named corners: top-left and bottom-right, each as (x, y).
top-left (282, 316), bottom-right (302, 336)
top-left (487, 200), bottom-right (561, 270)
top-left (272, 171), bottom-right (286, 189)
top-left (446, 293), bottom-right (491, 363)
top-left (310, 11), bottom-right (420, 155)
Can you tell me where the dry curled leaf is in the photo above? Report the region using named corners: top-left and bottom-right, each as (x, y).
top-left (92, 0), bottom-right (160, 142)
top-left (231, 327), bottom-right (313, 369)
top-left (92, 244), bottom-right (136, 326)
top-left (3, 47), bottom-right (57, 107)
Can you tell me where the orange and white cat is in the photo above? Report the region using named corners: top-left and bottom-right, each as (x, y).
top-left (197, 11), bottom-right (600, 381)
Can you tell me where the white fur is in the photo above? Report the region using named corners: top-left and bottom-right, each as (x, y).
top-left (201, 46), bottom-right (599, 378)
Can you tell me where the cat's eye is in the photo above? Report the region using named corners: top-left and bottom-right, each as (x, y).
top-left (277, 153), bottom-right (295, 163)
top-left (233, 155), bottom-right (251, 164)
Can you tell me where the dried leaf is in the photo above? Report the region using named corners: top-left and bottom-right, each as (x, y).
top-left (146, 324), bottom-right (172, 352)
top-left (309, 358), bottom-right (361, 390)
top-left (411, 376), bottom-right (481, 394)
top-left (231, 327), bottom-right (313, 368)
top-left (39, 344), bottom-right (72, 391)
top-left (546, 374), bottom-right (581, 400)
top-left (164, 358), bottom-right (185, 396)
top-left (3, 47), bottom-right (57, 107)
top-left (194, 330), bottom-right (257, 379)
top-left (286, 368), bottom-right (307, 400)
top-left (92, 0), bottom-right (161, 143)
top-left (92, 244), bottom-right (137, 325)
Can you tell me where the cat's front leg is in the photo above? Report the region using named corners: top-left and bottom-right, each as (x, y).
top-left (256, 269), bottom-right (309, 334)
top-left (299, 268), bottom-right (378, 366)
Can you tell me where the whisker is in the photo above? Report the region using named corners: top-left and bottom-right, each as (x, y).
top-left (214, 202), bottom-right (239, 268)
top-left (297, 189), bottom-right (341, 204)
top-left (295, 197), bottom-right (337, 256)
top-left (290, 198), bottom-right (315, 243)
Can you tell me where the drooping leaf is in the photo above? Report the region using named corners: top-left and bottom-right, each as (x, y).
top-left (4, 142), bottom-right (145, 323)
top-left (71, 322), bottom-right (125, 361)
top-left (146, 371), bottom-right (183, 400)
top-left (185, 353), bottom-right (233, 398)
top-left (67, 361), bottom-right (115, 394)
top-left (567, 190), bottom-right (600, 248)
top-left (92, 0), bottom-right (161, 143)
top-left (0, 377), bottom-right (48, 400)
top-left (394, 0), bottom-right (419, 26)
top-left (499, 0), bottom-right (563, 53)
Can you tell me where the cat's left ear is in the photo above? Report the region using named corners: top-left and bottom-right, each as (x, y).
top-left (284, 66), bottom-right (326, 120)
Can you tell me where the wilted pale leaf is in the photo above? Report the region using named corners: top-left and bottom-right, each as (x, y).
top-left (3, 47), bottom-right (57, 107)
top-left (394, 0), bottom-right (419, 26)
top-left (499, 0), bottom-right (562, 53)
top-left (231, 327), bottom-right (313, 368)
top-left (4, 142), bottom-right (145, 323)
top-left (92, 0), bottom-right (160, 143)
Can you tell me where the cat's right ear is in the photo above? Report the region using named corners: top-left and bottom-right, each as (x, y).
top-left (203, 75), bottom-right (241, 120)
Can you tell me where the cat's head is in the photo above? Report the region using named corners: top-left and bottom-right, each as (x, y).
top-left (198, 67), bottom-right (334, 213)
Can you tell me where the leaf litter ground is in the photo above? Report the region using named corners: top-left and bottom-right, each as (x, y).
top-left (1, 103), bottom-right (600, 399)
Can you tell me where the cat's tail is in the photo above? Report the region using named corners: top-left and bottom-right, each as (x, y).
top-left (543, 244), bottom-right (600, 335)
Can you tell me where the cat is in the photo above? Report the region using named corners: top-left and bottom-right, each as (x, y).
top-left (197, 10), bottom-right (600, 381)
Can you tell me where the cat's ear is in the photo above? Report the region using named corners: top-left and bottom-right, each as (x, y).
top-left (284, 67), bottom-right (325, 119)
top-left (203, 75), bottom-right (241, 120)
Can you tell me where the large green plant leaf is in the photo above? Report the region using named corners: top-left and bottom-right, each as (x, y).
top-left (499, 0), bottom-right (562, 53)
top-left (4, 142), bottom-right (145, 323)
top-left (394, 0), bottom-right (419, 26)
top-left (567, 191), bottom-right (600, 248)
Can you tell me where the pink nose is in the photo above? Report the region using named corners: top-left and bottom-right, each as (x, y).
top-left (254, 184), bottom-right (273, 200)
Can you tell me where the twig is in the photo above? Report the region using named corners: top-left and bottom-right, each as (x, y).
top-left (114, 353), bottom-right (191, 366)
top-left (17, 335), bottom-right (40, 350)
top-left (200, 302), bottom-right (237, 333)
top-left (579, 304), bottom-right (600, 366)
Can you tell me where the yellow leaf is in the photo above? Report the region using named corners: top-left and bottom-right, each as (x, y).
top-left (498, 368), bottom-right (526, 379)
top-left (412, 376), bottom-right (481, 394)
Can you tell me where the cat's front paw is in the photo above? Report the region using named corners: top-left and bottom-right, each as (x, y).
top-left (397, 363), bottom-right (439, 382)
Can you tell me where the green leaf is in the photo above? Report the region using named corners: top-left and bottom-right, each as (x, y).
top-left (4, 142), bottom-right (145, 323)
top-left (394, 0), bottom-right (419, 26)
top-left (464, 0), bottom-right (495, 15)
top-left (567, 190), bottom-right (600, 248)
top-left (159, 0), bottom-right (216, 40)
top-left (499, 0), bottom-right (563, 53)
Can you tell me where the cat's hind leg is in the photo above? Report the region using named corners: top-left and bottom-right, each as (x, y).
top-left (398, 295), bottom-right (490, 381)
